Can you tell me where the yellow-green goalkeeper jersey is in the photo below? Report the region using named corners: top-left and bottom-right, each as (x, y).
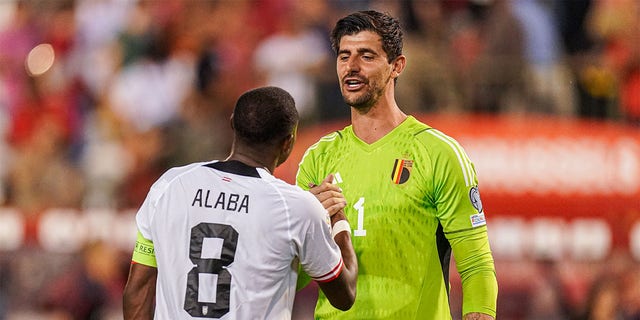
top-left (296, 116), bottom-right (496, 319)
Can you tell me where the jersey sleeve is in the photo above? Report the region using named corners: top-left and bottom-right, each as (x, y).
top-left (427, 129), bottom-right (486, 233)
top-left (295, 135), bottom-right (343, 288)
top-left (132, 166), bottom-right (186, 263)
top-left (294, 192), bottom-right (343, 283)
top-left (296, 133), bottom-right (338, 191)
top-left (296, 149), bottom-right (318, 191)
top-left (135, 192), bottom-right (156, 241)
top-left (449, 226), bottom-right (498, 317)
top-left (131, 172), bottom-right (172, 267)
top-left (426, 130), bottom-right (497, 317)
top-left (135, 165), bottom-right (184, 239)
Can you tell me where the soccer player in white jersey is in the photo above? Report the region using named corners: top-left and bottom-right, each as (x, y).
top-left (122, 86), bottom-right (357, 319)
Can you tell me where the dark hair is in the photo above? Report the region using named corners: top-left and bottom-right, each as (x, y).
top-left (330, 10), bottom-right (403, 63)
top-left (232, 86), bottom-right (298, 145)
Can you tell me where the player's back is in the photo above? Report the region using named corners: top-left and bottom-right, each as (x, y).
top-left (140, 160), bottom-right (328, 319)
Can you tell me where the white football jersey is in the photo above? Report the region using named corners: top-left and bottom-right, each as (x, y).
top-left (135, 160), bottom-right (343, 319)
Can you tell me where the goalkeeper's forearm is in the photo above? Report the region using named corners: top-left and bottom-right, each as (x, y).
top-left (449, 226), bottom-right (498, 318)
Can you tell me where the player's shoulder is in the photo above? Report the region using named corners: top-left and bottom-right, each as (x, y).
top-left (151, 161), bottom-right (212, 192)
top-left (303, 126), bottom-right (352, 153)
top-left (410, 119), bottom-right (463, 153)
top-left (264, 176), bottom-right (325, 212)
top-left (264, 176), bottom-right (315, 200)
top-left (138, 161), bottom-right (211, 205)
top-left (404, 118), bottom-right (474, 171)
top-left (160, 161), bottom-right (211, 181)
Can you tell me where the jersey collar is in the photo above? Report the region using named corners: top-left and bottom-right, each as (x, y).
top-left (204, 160), bottom-right (261, 178)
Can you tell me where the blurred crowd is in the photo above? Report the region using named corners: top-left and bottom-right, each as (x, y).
top-left (0, 0), bottom-right (638, 319)
top-left (1, 0), bottom-right (639, 216)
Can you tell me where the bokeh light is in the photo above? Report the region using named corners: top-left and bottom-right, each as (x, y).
top-left (25, 43), bottom-right (55, 76)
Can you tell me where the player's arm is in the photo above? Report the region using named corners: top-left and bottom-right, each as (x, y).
top-left (449, 227), bottom-right (498, 320)
top-left (123, 232), bottom-right (158, 319)
top-left (316, 210), bottom-right (358, 311)
top-left (427, 130), bottom-right (497, 319)
top-left (123, 263), bottom-right (157, 319)
top-left (307, 173), bottom-right (357, 309)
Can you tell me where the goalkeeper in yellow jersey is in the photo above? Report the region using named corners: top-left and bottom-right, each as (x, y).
top-left (294, 10), bottom-right (498, 320)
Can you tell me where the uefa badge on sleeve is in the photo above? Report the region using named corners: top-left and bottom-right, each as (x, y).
top-left (469, 187), bottom-right (486, 227)
top-left (469, 186), bottom-right (483, 213)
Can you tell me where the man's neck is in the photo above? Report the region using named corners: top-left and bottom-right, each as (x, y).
top-left (351, 103), bottom-right (407, 144)
top-left (226, 148), bottom-right (275, 174)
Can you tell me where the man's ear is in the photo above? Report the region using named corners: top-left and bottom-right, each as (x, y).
top-left (229, 114), bottom-right (235, 130)
top-left (391, 55), bottom-right (406, 78)
top-left (282, 133), bottom-right (295, 155)
top-left (277, 133), bottom-right (296, 166)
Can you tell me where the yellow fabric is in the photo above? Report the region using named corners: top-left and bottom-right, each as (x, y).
top-left (449, 226), bottom-right (498, 317)
top-left (131, 231), bottom-right (157, 268)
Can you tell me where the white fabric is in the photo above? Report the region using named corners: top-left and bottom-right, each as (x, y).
top-left (136, 161), bottom-right (342, 319)
top-left (331, 220), bottom-right (351, 239)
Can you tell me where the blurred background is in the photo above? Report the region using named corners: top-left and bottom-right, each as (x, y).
top-left (0, 0), bottom-right (638, 319)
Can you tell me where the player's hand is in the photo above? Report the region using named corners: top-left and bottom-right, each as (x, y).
top-left (463, 312), bottom-right (494, 320)
top-left (308, 174), bottom-right (346, 217)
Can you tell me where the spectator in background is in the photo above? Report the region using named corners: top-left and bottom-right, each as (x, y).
top-left (106, 2), bottom-right (196, 208)
top-left (0, 0), bottom-right (38, 207)
top-left (0, 259), bottom-right (8, 318)
top-left (0, 0), bottom-right (86, 212)
top-left (0, 0), bottom-right (39, 118)
top-left (253, 1), bottom-right (330, 123)
top-left (40, 241), bottom-right (127, 320)
top-left (620, 266), bottom-right (640, 320)
top-left (396, 0), bottom-right (462, 114)
top-left (582, 275), bottom-right (623, 320)
top-left (511, 0), bottom-right (576, 116)
top-left (443, 0), bottom-right (526, 113)
top-left (468, 0), bottom-right (526, 113)
top-left (555, 0), bottom-right (617, 119)
top-left (162, 55), bottom-right (233, 171)
top-left (0, 111), bottom-right (7, 205)
top-left (71, 0), bottom-right (138, 209)
top-left (6, 56), bottom-right (85, 213)
top-left (586, 0), bottom-right (640, 124)
top-left (162, 1), bottom-right (254, 169)
top-left (107, 10), bottom-right (194, 133)
top-left (71, 0), bottom-right (134, 116)
top-left (527, 259), bottom-right (576, 320)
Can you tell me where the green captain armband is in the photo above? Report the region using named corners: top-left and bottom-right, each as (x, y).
top-left (132, 231), bottom-right (157, 268)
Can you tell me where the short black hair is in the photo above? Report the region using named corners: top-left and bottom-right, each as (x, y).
top-left (232, 86), bottom-right (298, 145)
top-left (330, 10), bottom-right (403, 63)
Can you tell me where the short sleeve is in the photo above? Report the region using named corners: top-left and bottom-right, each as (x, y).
top-left (294, 193), bottom-right (343, 282)
top-left (135, 171), bottom-right (173, 240)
